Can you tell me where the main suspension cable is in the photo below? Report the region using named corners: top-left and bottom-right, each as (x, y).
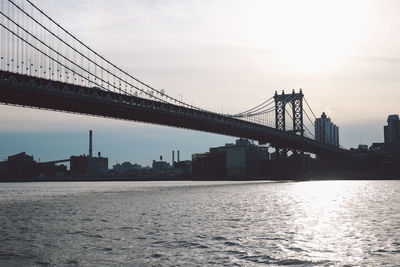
top-left (24, 0), bottom-right (199, 110)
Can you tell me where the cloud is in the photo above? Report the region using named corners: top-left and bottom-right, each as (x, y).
top-left (349, 54), bottom-right (400, 64)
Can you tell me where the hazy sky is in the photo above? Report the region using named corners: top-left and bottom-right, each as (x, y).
top-left (1, 0), bottom-right (399, 165)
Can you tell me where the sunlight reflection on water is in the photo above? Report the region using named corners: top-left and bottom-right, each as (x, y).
top-left (0, 180), bottom-right (399, 266)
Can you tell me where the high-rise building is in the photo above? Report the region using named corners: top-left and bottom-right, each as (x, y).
top-left (315, 112), bottom-right (339, 147)
top-left (384, 114), bottom-right (400, 147)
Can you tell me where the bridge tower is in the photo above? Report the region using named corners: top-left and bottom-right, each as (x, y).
top-left (273, 89), bottom-right (304, 159)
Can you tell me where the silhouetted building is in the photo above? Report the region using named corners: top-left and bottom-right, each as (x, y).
top-left (113, 162), bottom-right (142, 171)
top-left (0, 161), bottom-right (6, 180)
top-left (92, 155), bottom-right (108, 173)
top-left (192, 153), bottom-right (210, 178)
top-left (209, 147), bottom-right (228, 178)
top-left (36, 163), bottom-right (68, 178)
top-left (70, 155), bottom-right (89, 174)
top-left (8, 152), bottom-right (34, 164)
top-left (0, 152), bottom-right (68, 180)
top-left (4, 152), bottom-right (35, 180)
top-left (70, 131), bottom-right (108, 174)
top-left (357, 144), bottom-right (368, 152)
top-left (384, 114), bottom-right (400, 148)
top-left (174, 160), bottom-right (192, 177)
top-left (369, 142), bottom-right (384, 153)
top-left (191, 138), bottom-right (269, 178)
top-left (70, 154), bottom-right (108, 174)
top-left (152, 156), bottom-right (170, 170)
top-left (315, 112), bottom-right (339, 147)
top-left (226, 139), bottom-right (269, 177)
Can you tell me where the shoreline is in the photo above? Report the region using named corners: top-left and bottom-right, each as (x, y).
top-left (1, 174), bottom-right (399, 183)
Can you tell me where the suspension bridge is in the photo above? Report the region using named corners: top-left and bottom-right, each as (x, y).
top-left (0, 0), bottom-right (347, 158)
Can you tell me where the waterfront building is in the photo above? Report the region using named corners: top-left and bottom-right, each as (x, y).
top-left (226, 139), bottom-right (269, 177)
top-left (70, 130), bottom-right (109, 174)
top-left (3, 152), bottom-right (35, 180)
top-left (369, 142), bottom-right (384, 152)
top-left (384, 114), bottom-right (400, 148)
top-left (173, 160), bottom-right (192, 177)
top-left (0, 152), bottom-right (68, 180)
top-left (70, 155), bottom-right (88, 174)
top-left (70, 153), bottom-right (108, 174)
top-left (191, 152), bottom-right (210, 177)
top-left (113, 162), bottom-right (142, 172)
top-left (152, 156), bottom-right (170, 170)
top-left (191, 138), bottom-right (269, 178)
top-left (91, 154), bottom-right (108, 173)
top-left (357, 144), bottom-right (368, 152)
top-left (315, 112), bottom-right (339, 147)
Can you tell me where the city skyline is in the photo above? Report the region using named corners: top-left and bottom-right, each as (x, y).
top-left (1, 0), bottom-right (399, 165)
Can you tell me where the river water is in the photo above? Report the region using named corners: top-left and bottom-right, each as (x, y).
top-left (1, 180), bottom-right (399, 266)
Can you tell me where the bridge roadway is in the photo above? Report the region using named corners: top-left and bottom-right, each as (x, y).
top-left (0, 70), bottom-right (347, 156)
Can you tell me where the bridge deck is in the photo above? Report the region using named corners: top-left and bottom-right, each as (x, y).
top-left (0, 71), bottom-right (347, 156)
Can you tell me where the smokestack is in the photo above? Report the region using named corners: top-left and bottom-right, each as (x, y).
top-left (88, 130), bottom-right (93, 172)
top-left (160, 155), bottom-right (163, 161)
top-left (89, 130), bottom-right (93, 158)
top-left (172, 151), bottom-right (175, 164)
top-left (177, 150), bottom-right (180, 162)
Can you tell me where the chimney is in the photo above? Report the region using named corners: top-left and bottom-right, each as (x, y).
top-left (98, 151), bottom-right (101, 157)
top-left (89, 130), bottom-right (93, 158)
top-left (172, 150), bottom-right (175, 164)
top-left (88, 130), bottom-right (93, 172)
top-left (177, 150), bottom-right (180, 162)
top-left (160, 155), bottom-right (163, 161)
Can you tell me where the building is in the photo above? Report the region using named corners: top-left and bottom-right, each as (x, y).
top-left (174, 160), bottom-right (192, 177)
top-left (36, 163), bottom-right (68, 178)
top-left (191, 153), bottom-right (211, 177)
top-left (113, 162), bottom-right (142, 172)
top-left (91, 154), bottom-right (108, 173)
top-left (3, 152), bottom-right (35, 180)
top-left (70, 154), bottom-right (108, 174)
top-left (315, 112), bottom-right (339, 147)
top-left (70, 155), bottom-right (88, 174)
top-left (369, 142), bottom-right (384, 153)
top-left (152, 156), bottom-right (170, 170)
top-left (70, 131), bottom-right (109, 174)
top-left (191, 138), bottom-right (269, 178)
top-left (384, 114), bottom-right (400, 148)
top-left (225, 139), bottom-right (269, 177)
top-left (0, 152), bottom-right (68, 180)
top-left (357, 144), bottom-right (368, 152)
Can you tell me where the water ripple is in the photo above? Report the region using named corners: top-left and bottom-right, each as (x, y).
top-left (0, 180), bottom-right (399, 266)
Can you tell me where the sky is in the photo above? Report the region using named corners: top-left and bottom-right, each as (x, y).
top-left (1, 0), bottom-right (400, 166)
